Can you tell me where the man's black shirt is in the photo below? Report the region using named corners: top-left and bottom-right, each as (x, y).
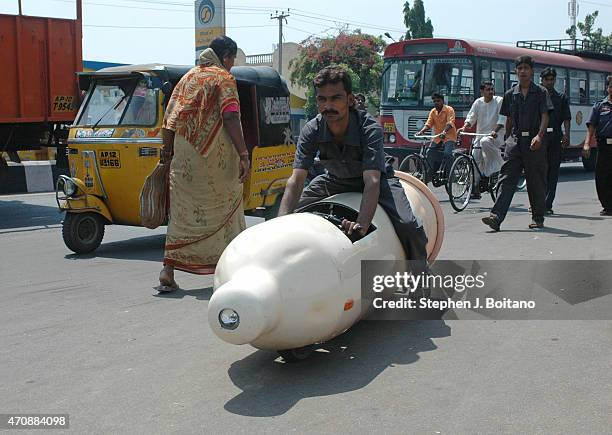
top-left (500, 82), bottom-right (554, 137)
top-left (547, 88), bottom-right (571, 133)
top-left (293, 110), bottom-right (391, 179)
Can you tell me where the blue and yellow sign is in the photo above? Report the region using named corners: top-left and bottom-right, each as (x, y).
top-left (195, 0), bottom-right (225, 59)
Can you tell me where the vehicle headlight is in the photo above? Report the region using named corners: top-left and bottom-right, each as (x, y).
top-left (62, 177), bottom-right (77, 196)
top-left (389, 134), bottom-right (397, 144)
top-left (219, 309), bottom-right (240, 330)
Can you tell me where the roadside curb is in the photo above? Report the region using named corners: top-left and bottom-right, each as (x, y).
top-left (0, 161), bottom-right (67, 194)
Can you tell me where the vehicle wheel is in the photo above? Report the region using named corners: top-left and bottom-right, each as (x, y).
top-left (443, 160), bottom-right (453, 196)
top-left (278, 345), bottom-right (314, 362)
top-left (582, 149), bottom-right (597, 172)
top-left (399, 154), bottom-right (426, 182)
top-left (489, 172), bottom-right (500, 202)
top-left (447, 155), bottom-right (473, 212)
top-left (62, 212), bottom-right (105, 254)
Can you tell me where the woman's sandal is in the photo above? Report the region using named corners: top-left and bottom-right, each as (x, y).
top-left (156, 280), bottom-right (179, 293)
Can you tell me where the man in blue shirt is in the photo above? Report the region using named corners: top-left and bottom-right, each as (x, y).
top-left (583, 75), bottom-right (612, 216)
top-left (278, 65), bottom-right (428, 263)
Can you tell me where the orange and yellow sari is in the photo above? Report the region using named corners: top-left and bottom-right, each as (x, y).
top-left (162, 49), bottom-right (246, 275)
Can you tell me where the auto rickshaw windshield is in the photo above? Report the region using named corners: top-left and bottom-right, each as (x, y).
top-left (76, 77), bottom-right (159, 128)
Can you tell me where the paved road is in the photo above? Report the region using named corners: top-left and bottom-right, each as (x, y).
top-left (1, 163), bottom-right (610, 434)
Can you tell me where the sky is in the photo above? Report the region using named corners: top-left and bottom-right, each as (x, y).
top-left (1, 0), bottom-right (611, 65)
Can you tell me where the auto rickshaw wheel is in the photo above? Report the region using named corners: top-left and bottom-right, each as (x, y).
top-left (62, 212), bottom-right (105, 254)
top-left (278, 345), bottom-right (315, 362)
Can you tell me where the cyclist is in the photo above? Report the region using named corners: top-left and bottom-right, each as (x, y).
top-left (457, 81), bottom-right (506, 199)
top-left (416, 93), bottom-right (457, 182)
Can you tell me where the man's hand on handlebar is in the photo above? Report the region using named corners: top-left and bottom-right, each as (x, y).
top-left (489, 130), bottom-right (498, 138)
top-left (340, 219), bottom-right (367, 238)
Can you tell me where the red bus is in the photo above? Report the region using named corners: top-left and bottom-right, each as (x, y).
top-left (380, 38), bottom-right (612, 171)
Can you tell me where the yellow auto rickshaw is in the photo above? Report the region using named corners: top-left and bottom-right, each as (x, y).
top-left (56, 64), bottom-right (296, 254)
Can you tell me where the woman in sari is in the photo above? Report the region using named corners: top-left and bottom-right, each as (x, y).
top-left (158, 36), bottom-right (250, 291)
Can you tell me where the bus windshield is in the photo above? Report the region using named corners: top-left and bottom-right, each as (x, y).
top-left (76, 78), bottom-right (158, 127)
top-left (382, 57), bottom-right (474, 108)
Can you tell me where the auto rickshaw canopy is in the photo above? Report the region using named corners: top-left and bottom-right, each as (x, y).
top-left (77, 64), bottom-right (292, 148)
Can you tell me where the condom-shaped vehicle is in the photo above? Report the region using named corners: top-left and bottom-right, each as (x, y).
top-left (207, 172), bottom-right (444, 361)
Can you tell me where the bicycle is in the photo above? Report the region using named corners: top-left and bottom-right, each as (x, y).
top-left (446, 132), bottom-right (501, 212)
top-left (398, 133), bottom-right (453, 194)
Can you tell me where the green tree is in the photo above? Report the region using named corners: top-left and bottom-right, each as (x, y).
top-left (403, 0), bottom-right (434, 40)
top-left (566, 10), bottom-right (612, 46)
top-left (290, 30), bottom-right (386, 119)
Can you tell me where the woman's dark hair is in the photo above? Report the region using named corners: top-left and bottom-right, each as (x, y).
top-left (209, 36), bottom-right (238, 61)
top-left (313, 65), bottom-right (352, 94)
top-left (515, 55), bottom-right (534, 68)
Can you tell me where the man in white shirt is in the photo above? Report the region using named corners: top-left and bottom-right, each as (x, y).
top-left (457, 81), bottom-right (506, 199)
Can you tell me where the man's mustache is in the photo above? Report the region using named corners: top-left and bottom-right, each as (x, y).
top-left (322, 109), bottom-right (339, 115)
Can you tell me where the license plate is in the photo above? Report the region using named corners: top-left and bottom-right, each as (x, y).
top-left (99, 150), bottom-right (121, 168)
top-left (384, 123), bottom-right (395, 133)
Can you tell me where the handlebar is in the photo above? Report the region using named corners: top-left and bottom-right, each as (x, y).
top-left (413, 133), bottom-right (444, 140)
top-left (458, 132), bottom-right (494, 137)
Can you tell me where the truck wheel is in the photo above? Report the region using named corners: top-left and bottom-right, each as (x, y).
top-left (278, 345), bottom-right (314, 362)
top-left (582, 149), bottom-right (597, 172)
top-left (62, 212), bottom-right (105, 254)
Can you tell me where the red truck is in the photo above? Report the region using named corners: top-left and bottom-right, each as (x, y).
top-left (0, 0), bottom-right (82, 168)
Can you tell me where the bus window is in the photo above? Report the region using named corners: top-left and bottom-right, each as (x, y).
top-left (492, 62), bottom-right (507, 94)
top-left (569, 70), bottom-right (587, 104)
top-left (534, 65), bottom-right (545, 82)
top-left (508, 60), bottom-right (517, 87)
top-left (555, 69), bottom-right (568, 95)
top-left (588, 72), bottom-right (606, 103)
top-left (423, 57), bottom-right (474, 106)
top-left (381, 60), bottom-right (424, 107)
top-left (479, 60), bottom-right (506, 94)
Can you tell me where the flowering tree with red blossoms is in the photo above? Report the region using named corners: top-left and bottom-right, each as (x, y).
top-left (290, 30), bottom-right (386, 118)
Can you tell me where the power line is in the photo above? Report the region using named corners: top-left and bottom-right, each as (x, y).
top-left (285, 25), bottom-right (336, 38)
top-left (291, 8), bottom-right (406, 33)
top-left (291, 16), bottom-right (343, 29)
top-left (50, 0), bottom-right (191, 12)
top-left (290, 11), bottom-right (405, 33)
top-left (580, 0), bottom-right (612, 8)
top-left (50, 0), bottom-right (273, 14)
top-left (84, 24), bottom-right (275, 29)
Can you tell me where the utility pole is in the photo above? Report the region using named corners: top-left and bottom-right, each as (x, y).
top-left (18, 0), bottom-right (22, 15)
top-left (568, 0), bottom-right (578, 50)
top-left (271, 10), bottom-right (289, 75)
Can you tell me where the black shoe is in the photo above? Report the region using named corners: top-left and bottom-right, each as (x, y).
top-left (528, 219), bottom-right (544, 229)
top-left (482, 215), bottom-right (500, 232)
top-left (545, 209), bottom-right (554, 215)
top-left (471, 192), bottom-right (482, 200)
top-left (600, 209), bottom-right (612, 216)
